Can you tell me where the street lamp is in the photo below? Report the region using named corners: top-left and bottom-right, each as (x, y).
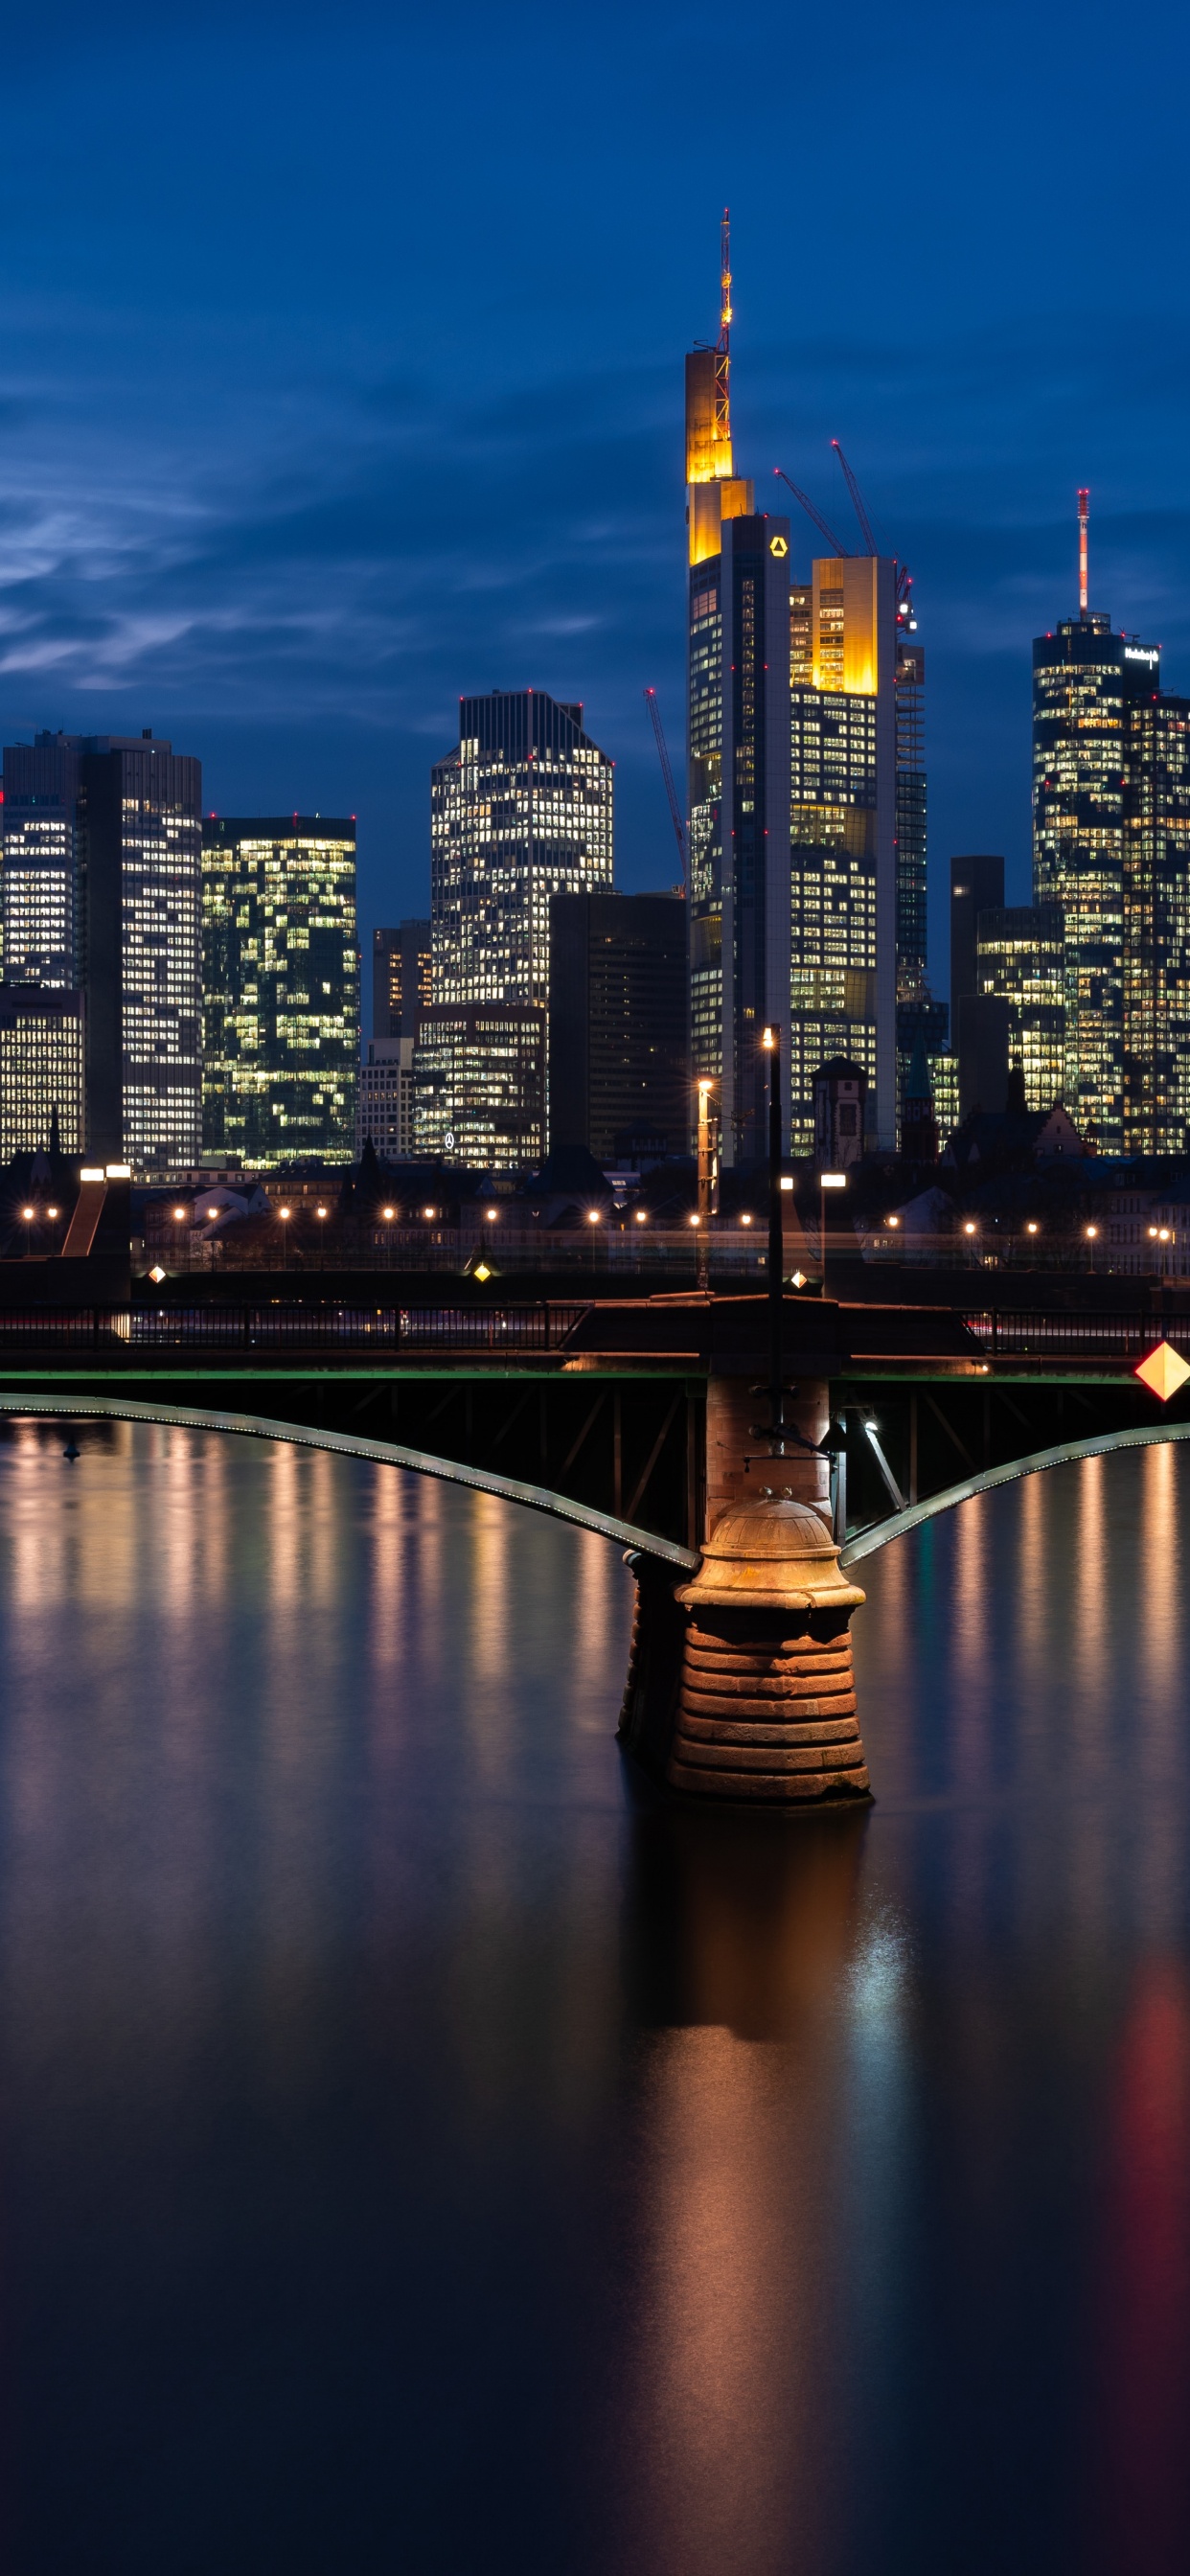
top-left (315, 1203), bottom-right (328, 1270)
top-left (21, 1204), bottom-right (34, 1256)
top-left (820, 1170), bottom-right (847, 1299)
top-left (278, 1205), bottom-right (290, 1270)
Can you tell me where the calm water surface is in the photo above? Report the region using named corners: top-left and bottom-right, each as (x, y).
top-left (0, 1418), bottom-right (1187, 2573)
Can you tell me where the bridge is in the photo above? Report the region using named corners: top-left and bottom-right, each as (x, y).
top-left (1, 1275), bottom-right (1187, 1558)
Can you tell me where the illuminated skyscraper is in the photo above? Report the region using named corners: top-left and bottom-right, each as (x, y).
top-left (1033, 614), bottom-right (1131, 1150)
top-left (0, 985), bottom-right (84, 1157)
top-left (201, 816), bottom-right (359, 1163)
top-left (425, 689), bottom-right (612, 1162)
top-left (686, 213), bottom-right (791, 1162)
top-left (975, 904), bottom-right (1065, 1112)
top-left (1, 732), bottom-right (80, 987)
top-left (787, 556), bottom-right (898, 1151)
top-left (373, 920), bottom-right (431, 1040)
top-left (1123, 689), bottom-right (1190, 1155)
top-left (79, 734), bottom-right (202, 1168)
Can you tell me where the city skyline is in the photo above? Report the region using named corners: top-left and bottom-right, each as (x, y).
top-left (1, 1), bottom-right (1188, 977)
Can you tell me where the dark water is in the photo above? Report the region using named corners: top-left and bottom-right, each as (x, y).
top-left (0, 1419), bottom-right (1188, 2573)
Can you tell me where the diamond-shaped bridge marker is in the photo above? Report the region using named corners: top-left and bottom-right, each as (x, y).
top-left (1134, 1340), bottom-right (1190, 1402)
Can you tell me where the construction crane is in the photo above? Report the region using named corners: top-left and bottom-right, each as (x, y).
top-left (831, 439), bottom-right (878, 555)
top-left (643, 687), bottom-right (686, 886)
top-left (772, 468), bottom-right (848, 558)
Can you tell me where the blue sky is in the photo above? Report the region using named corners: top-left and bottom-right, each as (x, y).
top-left (2, 0), bottom-right (1188, 1013)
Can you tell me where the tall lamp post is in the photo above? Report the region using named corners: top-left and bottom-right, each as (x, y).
top-left (697, 1078), bottom-right (716, 1291)
top-left (763, 1026), bottom-right (785, 1452)
top-left (820, 1170), bottom-right (846, 1297)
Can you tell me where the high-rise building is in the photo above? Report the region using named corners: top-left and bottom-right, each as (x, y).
top-left (425, 689), bottom-right (612, 1162)
top-left (1123, 689), bottom-right (1190, 1155)
top-left (0, 985), bottom-right (84, 1158)
top-left (1032, 616), bottom-right (1134, 1151)
top-left (950, 854), bottom-right (1005, 1024)
top-left (548, 890), bottom-right (687, 1161)
top-left (356, 1036), bottom-right (415, 1160)
top-left (787, 556), bottom-right (898, 1151)
top-left (975, 904), bottom-right (1065, 1112)
top-left (372, 920), bottom-right (431, 1041)
top-left (895, 626), bottom-right (927, 986)
top-left (414, 1002), bottom-right (546, 1170)
top-left (686, 215), bottom-right (791, 1164)
top-left (1, 732), bottom-right (80, 987)
top-left (201, 816), bottom-right (359, 1164)
top-left (78, 734), bottom-right (202, 1168)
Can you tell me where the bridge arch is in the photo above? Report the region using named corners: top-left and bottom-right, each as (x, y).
top-left (840, 1419), bottom-right (1190, 1565)
top-left (0, 1392), bottom-right (700, 1571)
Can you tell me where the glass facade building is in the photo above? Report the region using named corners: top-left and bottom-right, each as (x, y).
top-left (201, 817), bottom-right (359, 1165)
top-left (548, 890), bottom-right (688, 1161)
top-left (414, 1003), bottom-right (546, 1170)
top-left (786, 557), bottom-right (898, 1153)
top-left (1033, 617), bottom-right (1132, 1151)
top-left (1, 732), bottom-right (80, 987)
top-left (975, 905), bottom-right (1065, 1111)
top-left (356, 1036), bottom-right (415, 1160)
top-left (0, 984), bottom-right (84, 1158)
top-left (78, 735), bottom-right (202, 1169)
top-left (427, 691), bottom-right (611, 1165)
top-left (1123, 691), bottom-right (1190, 1156)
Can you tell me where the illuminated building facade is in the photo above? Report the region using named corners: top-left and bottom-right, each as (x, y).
top-left (787, 556), bottom-right (898, 1152)
top-left (548, 890), bottom-right (687, 1160)
top-left (895, 632), bottom-right (927, 983)
top-left (373, 920), bottom-right (431, 1040)
top-left (686, 216), bottom-right (791, 1162)
top-left (1, 732), bottom-right (80, 987)
top-left (356, 1036), bottom-right (415, 1159)
top-left (0, 984), bottom-right (84, 1157)
top-left (414, 1002), bottom-right (545, 1169)
top-left (79, 735), bottom-right (202, 1168)
top-left (428, 690), bottom-right (611, 1162)
top-left (1123, 690), bottom-right (1190, 1155)
top-left (975, 905), bottom-right (1065, 1111)
top-left (1033, 615), bottom-right (1131, 1148)
top-left (201, 816), bottom-right (359, 1164)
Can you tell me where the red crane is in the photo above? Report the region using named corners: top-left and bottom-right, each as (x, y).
top-left (643, 687), bottom-right (686, 886)
top-left (772, 468), bottom-right (848, 558)
top-left (830, 438), bottom-right (879, 555)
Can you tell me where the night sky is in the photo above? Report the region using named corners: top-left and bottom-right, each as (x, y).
top-left (3, 0), bottom-right (1187, 1019)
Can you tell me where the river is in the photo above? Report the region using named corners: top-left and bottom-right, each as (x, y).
top-left (0, 1416), bottom-right (1185, 2573)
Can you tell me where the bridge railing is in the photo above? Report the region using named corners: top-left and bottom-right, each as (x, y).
top-left (0, 1303), bottom-right (592, 1352)
top-left (962, 1309), bottom-right (1190, 1358)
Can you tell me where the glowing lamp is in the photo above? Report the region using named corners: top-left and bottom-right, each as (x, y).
top-left (382, 1207), bottom-right (395, 1220)
top-left (821, 1173), bottom-right (847, 1191)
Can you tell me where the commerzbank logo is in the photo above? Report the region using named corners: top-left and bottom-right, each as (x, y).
top-left (769, 534), bottom-right (789, 559)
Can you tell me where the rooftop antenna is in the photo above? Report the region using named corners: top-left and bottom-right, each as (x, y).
top-left (1078, 487), bottom-right (1089, 619)
top-left (715, 208), bottom-right (731, 458)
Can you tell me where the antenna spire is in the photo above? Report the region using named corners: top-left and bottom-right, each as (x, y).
top-left (1078, 487), bottom-right (1089, 618)
top-left (714, 208), bottom-right (731, 459)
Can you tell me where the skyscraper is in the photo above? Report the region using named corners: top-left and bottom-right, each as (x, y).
top-left (686, 214), bottom-right (790, 1163)
top-left (1, 732), bottom-right (80, 987)
top-left (78, 734), bottom-right (202, 1167)
top-left (201, 816), bottom-right (359, 1163)
top-left (0, 986), bottom-right (84, 1158)
top-left (1033, 615), bottom-right (1133, 1150)
top-left (372, 920), bottom-right (431, 1041)
top-left (1123, 687), bottom-right (1190, 1155)
top-left (975, 904), bottom-right (1065, 1113)
top-left (548, 890), bottom-right (687, 1160)
top-left (425, 689), bottom-right (612, 1162)
top-left (787, 556), bottom-right (898, 1151)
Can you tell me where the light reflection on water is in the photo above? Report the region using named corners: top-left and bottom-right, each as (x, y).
top-left (1, 1419), bottom-right (1190, 2572)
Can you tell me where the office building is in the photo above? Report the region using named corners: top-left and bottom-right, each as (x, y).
top-left (950, 854), bottom-right (1005, 1023)
top-left (895, 625), bottom-right (927, 986)
top-left (1123, 690), bottom-right (1190, 1156)
top-left (686, 215), bottom-right (791, 1163)
top-left (425, 689), bottom-right (611, 1163)
top-left (0, 984), bottom-right (84, 1158)
top-left (787, 556), bottom-right (898, 1151)
top-left (78, 734), bottom-right (202, 1168)
top-left (201, 816), bottom-right (359, 1164)
top-left (414, 1002), bottom-right (545, 1170)
top-left (548, 890), bottom-right (687, 1161)
top-left (1032, 615), bottom-right (1136, 1151)
top-left (373, 920), bottom-right (431, 1041)
top-left (975, 904), bottom-right (1065, 1112)
top-left (356, 1036), bottom-right (416, 1160)
top-left (1, 732), bottom-right (80, 987)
